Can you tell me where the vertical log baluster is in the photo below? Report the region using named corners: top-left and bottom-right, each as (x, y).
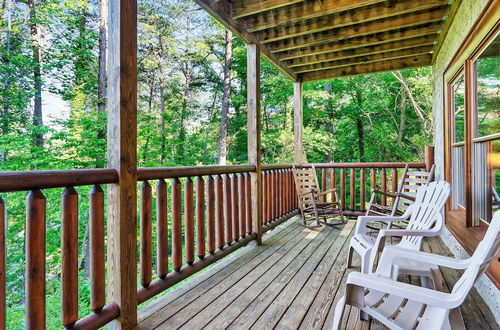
top-left (321, 169), bottom-right (327, 202)
top-left (371, 169), bottom-right (376, 206)
top-left (273, 170), bottom-right (278, 220)
top-left (284, 170), bottom-right (289, 214)
top-left (207, 176), bottom-right (216, 254)
top-left (245, 173), bottom-right (252, 234)
top-left (62, 187), bottom-right (78, 327)
top-left (0, 197), bottom-right (4, 329)
top-left (185, 177), bottom-right (194, 265)
top-left (90, 185), bottom-right (105, 311)
top-left (330, 169), bottom-right (336, 202)
top-left (238, 174), bottom-right (246, 238)
top-left (26, 190), bottom-right (46, 329)
top-left (350, 169), bottom-right (355, 210)
top-left (266, 171), bottom-right (271, 223)
top-left (340, 169), bottom-right (346, 211)
top-left (140, 181), bottom-right (152, 288)
top-left (196, 176), bottom-right (205, 259)
top-left (156, 179), bottom-right (168, 278)
top-left (280, 170), bottom-right (285, 216)
top-left (223, 174), bottom-right (232, 245)
top-left (286, 170), bottom-right (291, 213)
top-left (172, 178), bottom-right (182, 271)
top-left (360, 169), bottom-right (366, 212)
top-left (392, 168), bottom-right (398, 206)
top-left (215, 175), bottom-right (224, 249)
top-left (231, 174), bottom-right (239, 242)
top-left (276, 170), bottom-right (282, 218)
top-left (262, 171), bottom-right (267, 224)
top-left (381, 169), bottom-right (387, 206)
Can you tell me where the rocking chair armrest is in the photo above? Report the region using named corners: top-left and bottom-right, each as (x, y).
top-left (396, 192), bottom-right (416, 201)
top-left (299, 189), bottom-right (317, 197)
top-left (346, 272), bottom-right (459, 308)
top-left (377, 246), bottom-right (471, 272)
top-left (317, 188), bottom-right (337, 195)
top-left (370, 189), bottom-right (396, 198)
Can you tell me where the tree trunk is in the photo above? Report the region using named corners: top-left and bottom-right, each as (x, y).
top-left (97, 0), bottom-right (107, 144)
top-left (354, 88), bottom-right (365, 162)
top-left (217, 30), bottom-right (232, 165)
top-left (397, 87), bottom-right (407, 147)
top-left (324, 83), bottom-right (335, 162)
top-left (1, 0), bottom-right (12, 163)
top-left (177, 64), bottom-right (190, 163)
top-left (159, 80), bottom-right (167, 165)
top-left (28, 0), bottom-right (43, 148)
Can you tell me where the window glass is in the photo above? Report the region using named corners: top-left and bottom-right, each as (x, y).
top-left (476, 33), bottom-right (500, 138)
top-left (453, 74), bottom-right (465, 143)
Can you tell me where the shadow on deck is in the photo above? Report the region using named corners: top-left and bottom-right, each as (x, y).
top-left (136, 218), bottom-right (497, 330)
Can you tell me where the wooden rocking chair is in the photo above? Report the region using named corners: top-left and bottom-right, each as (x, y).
top-left (292, 165), bottom-right (345, 228)
top-left (365, 164), bottom-right (435, 231)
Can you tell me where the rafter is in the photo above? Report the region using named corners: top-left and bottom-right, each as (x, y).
top-left (243, 0), bottom-right (385, 32)
top-left (194, 0), bottom-right (297, 80)
top-left (293, 45), bottom-right (434, 73)
top-left (277, 23), bottom-right (442, 60)
top-left (256, 0), bottom-right (448, 43)
top-left (285, 35), bottom-right (437, 67)
top-left (299, 54), bottom-right (432, 82)
top-left (231, 0), bottom-right (305, 19)
top-left (269, 7), bottom-right (447, 53)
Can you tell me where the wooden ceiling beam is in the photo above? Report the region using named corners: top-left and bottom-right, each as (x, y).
top-left (231, 0), bottom-right (305, 19)
top-left (269, 7), bottom-right (447, 52)
top-left (194, 0), bottom-right (297, 81)
top-left (277, 23), bottom-right (443, 60)
top-left (256, 0), bottom-right (448, 43)
top-left (285, 35), bottom-right (437, 67)
top-left (243, 0), bottom-right (385, 32)
top-left (299, 54), bottom-right (432, 82)
top-left (293, 45), bottom-right (434, 73)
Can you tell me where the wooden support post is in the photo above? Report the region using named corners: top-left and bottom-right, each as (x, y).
top-left (247, 44), bottom-right (263, 245)
top-left (107, 0), bottom-right (137, 327)
top-left (294, 81), bottom-right (304, 163)
top-left (424, 146), bottom-right (434, 172)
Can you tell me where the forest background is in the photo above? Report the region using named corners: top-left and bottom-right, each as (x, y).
top-left (0, 0), bottom-right (434, 328)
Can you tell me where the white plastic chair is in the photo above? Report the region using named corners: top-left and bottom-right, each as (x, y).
top-left (348, 181), bottom-right (450, 283)
top-left (333, 210), bottom-right (500, 330)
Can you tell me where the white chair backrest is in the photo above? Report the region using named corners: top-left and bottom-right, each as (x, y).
top-left (399, 181), bottom-right (450, 249)
top-left (451, 211), bottom-right (500, 302)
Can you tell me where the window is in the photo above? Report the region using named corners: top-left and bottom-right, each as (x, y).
top-left (453, 74), bottom-right (466, 143)
top-left (451, 73), bottom-right (466, 209)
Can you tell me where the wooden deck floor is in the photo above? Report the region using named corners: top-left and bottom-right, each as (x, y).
top-left (136, 218), bottom-right (498, 330)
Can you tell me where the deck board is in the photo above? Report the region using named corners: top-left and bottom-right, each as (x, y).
top-left (136, 217), bottom-right (497, 330)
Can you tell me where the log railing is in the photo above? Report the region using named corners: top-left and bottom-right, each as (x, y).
top-left (0, 160), bottom-right (433, 328)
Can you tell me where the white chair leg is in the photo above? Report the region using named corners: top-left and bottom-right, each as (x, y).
top-left (360, 249), bottom-right (371, 274)
top-left (347, 246), bottom-right (354, 268)
top-left (332, 297), bottom-right (347, 330)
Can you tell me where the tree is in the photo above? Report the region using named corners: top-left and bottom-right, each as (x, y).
top-left (217, 29), bottom-right (232, 165)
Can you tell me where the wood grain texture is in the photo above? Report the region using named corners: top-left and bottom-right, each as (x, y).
top-left (90, 185), bottom-right (105, 312)
top-left (215, 175), bottom-right (224, 249)
top-left (140, 181), bottom-right (152, 288)
top-left (156, 179), bottom-right (168, 278)
top-left (185, 177), bottom-right (195, 264)
top-left (231, 174), bottom-right (239, 241)
top-left (196, 176), bottom-right (206, 258)
top-left (172, 178), bottom-right (182, 271)
top-left (224, 174), bottom-right (233, 245)
top-left (207, 176), bottom-right (216, 253)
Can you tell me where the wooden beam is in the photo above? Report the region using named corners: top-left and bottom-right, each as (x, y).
top-left (293, 45), bottom-right (434, 73)
top-left (277, 23), bottom-right (442, 60)
top-left (256, 0), bottom-right (448, 43)
top-left (194, 0), bottom-right (297, 81)
top-left (107, 0), bottom-right (138, 328)
top-left (286, 35), bottom-right (437, 67)
top-left (300, 54), bottom-right (432, 82)
top-left (269, 7), bottom-right (447, 52)
top-left (247, 44), bottom-right (263, 244)
top-left (244, 0), bottom-right (385, 32)
top-left (432, 0), bottom-right (463, 63)
top-left (232, 0), bottom-right (304, 19)
top-left (293, 81), bottom-right (304, 163)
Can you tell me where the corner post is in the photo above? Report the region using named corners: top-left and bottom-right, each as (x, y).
top-left (107, 0), bottom-right (138, 328)
top-left (424, 146), bottom-right (434, 172)
top-left (294, 81), bottom-right (304, 163)
top-left (247, 44), bottom-right (263, 244)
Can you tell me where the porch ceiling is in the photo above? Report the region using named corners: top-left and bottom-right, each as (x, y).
top-left (195, 0), bottom-right (461, 82)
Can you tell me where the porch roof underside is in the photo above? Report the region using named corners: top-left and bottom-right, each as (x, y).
top-left (195, 0), bottom-right (461, 82)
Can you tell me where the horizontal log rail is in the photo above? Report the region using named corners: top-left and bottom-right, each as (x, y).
top-left (0, 160), bottom-right (431, 328)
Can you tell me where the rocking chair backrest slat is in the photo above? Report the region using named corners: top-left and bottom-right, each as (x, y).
top-left (397, 165), bottom-right (435, 212)
top-left (292, 165), bottom-right (322, 211)
top-left (398, 181), bottom-right (450, 250)
top-left (451, 211), bottom-right (500, 302)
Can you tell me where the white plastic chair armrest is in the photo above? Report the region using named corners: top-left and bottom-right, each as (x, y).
top-left (379, 228), bottom-right (441, 238)
top-left (377, 246), bottom-right (470, 271)
top-left (346, 272), bottom-right (459, 308)
top-left (355, 207), bottom-right (412, 235)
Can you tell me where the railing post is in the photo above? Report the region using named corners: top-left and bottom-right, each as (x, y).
top-left (107, 0), bottom-right (138, 327)
top-left (247, 44), bottom-right (263, 244)
top-left (294, 81), bottom-right (304, 163)
top-left (424, 146), bottom-right (434, 172)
